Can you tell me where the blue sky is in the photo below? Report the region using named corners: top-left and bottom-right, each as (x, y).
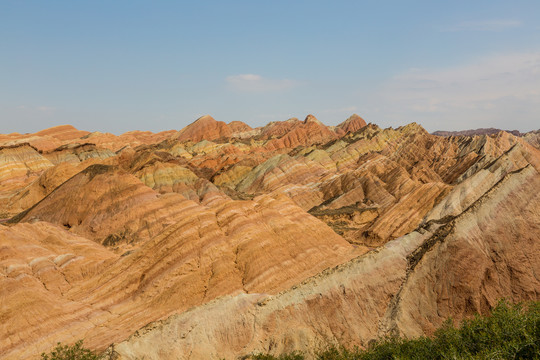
top-left (1, 0), bottom-right (539, 134)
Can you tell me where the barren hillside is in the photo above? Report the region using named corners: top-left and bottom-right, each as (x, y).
top-left (1, 115), bottom-right (538, 359)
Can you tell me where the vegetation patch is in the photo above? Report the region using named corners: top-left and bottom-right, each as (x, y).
top-left (249, 300), bottom-right (540, 360)
top-left (40, 340), bottom-right (99, 360)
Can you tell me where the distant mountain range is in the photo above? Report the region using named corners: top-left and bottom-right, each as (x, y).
top-left (432, 128), bottom-right (538, 137)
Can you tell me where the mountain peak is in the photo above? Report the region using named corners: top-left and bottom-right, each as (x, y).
top-left (337, 114), bottom-right (367, 133)
top-left (303, 114), bottom-right (324, 125)
top-left (193, 115), bottom-right (217, 124)
top-left (175, 115), bottom-right (232, 142)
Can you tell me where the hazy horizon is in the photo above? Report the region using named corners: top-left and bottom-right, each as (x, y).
top-left (3, 113), bottom-right (538, 137)
top-left (1, 1), bottom-right (539, 134)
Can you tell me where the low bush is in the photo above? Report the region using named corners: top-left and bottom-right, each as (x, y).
top-left (40, 340), bottom-right (99, 360)
top-left (250, 352), bottom-right (305, 360)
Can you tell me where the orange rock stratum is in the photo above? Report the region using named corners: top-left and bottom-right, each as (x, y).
top-left (0, 115), bottom-right (539, 359)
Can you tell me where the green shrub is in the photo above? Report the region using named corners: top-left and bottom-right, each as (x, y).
top-left (40, 340), bottom-right (99, 360)
top-left (250, 351), bottom-right (305, 360)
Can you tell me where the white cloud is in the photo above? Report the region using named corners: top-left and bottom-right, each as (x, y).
top-left (15, 105), bottom-right (56, 113)
top-left (444, 19), bottom-right (522, 32)
top-left (374, 52), bottom-right (540, 131)
top-left (226, 74), bottom-right (297, 92)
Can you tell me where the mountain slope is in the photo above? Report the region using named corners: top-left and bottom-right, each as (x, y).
top-left (0, 115), bottom-right (538, 359)
top-left (104, 144), bottom-right (540, 359)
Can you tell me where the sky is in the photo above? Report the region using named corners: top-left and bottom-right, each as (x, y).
top-left (1, 0), bottom-right (539, 134)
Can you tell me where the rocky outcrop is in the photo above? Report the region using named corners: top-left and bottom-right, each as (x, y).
top-left (1, 165), bottom-right (360, 358)
top-left (0, 125), bottom-right (89, 152)
top-left (336, 114), bottom-right (367, 134)
top-left (432, 128), bottom-right (524, 137)
top-left (0, 221), bottom-right (118, 359)
top-left (381, 164), bottom-right (540, 338)
top-left (174, 115), bottom-right (233, 142)
top-left (43, 143), bottom-right (115, 165)
top-left (0, 159), bottom-right (110, 217)
top-left (265, 115), bottom-right (339, 151)
top-left (104, 147), bottom-right (540, 360)
top-left (228, 121), bottom-right (252, 132)
top-left (433, 128), bottom-right (540, 150)
top-left (0, 143), bottom-right (53, 191)
top-left (523, 130), bottom-right (540, 149)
